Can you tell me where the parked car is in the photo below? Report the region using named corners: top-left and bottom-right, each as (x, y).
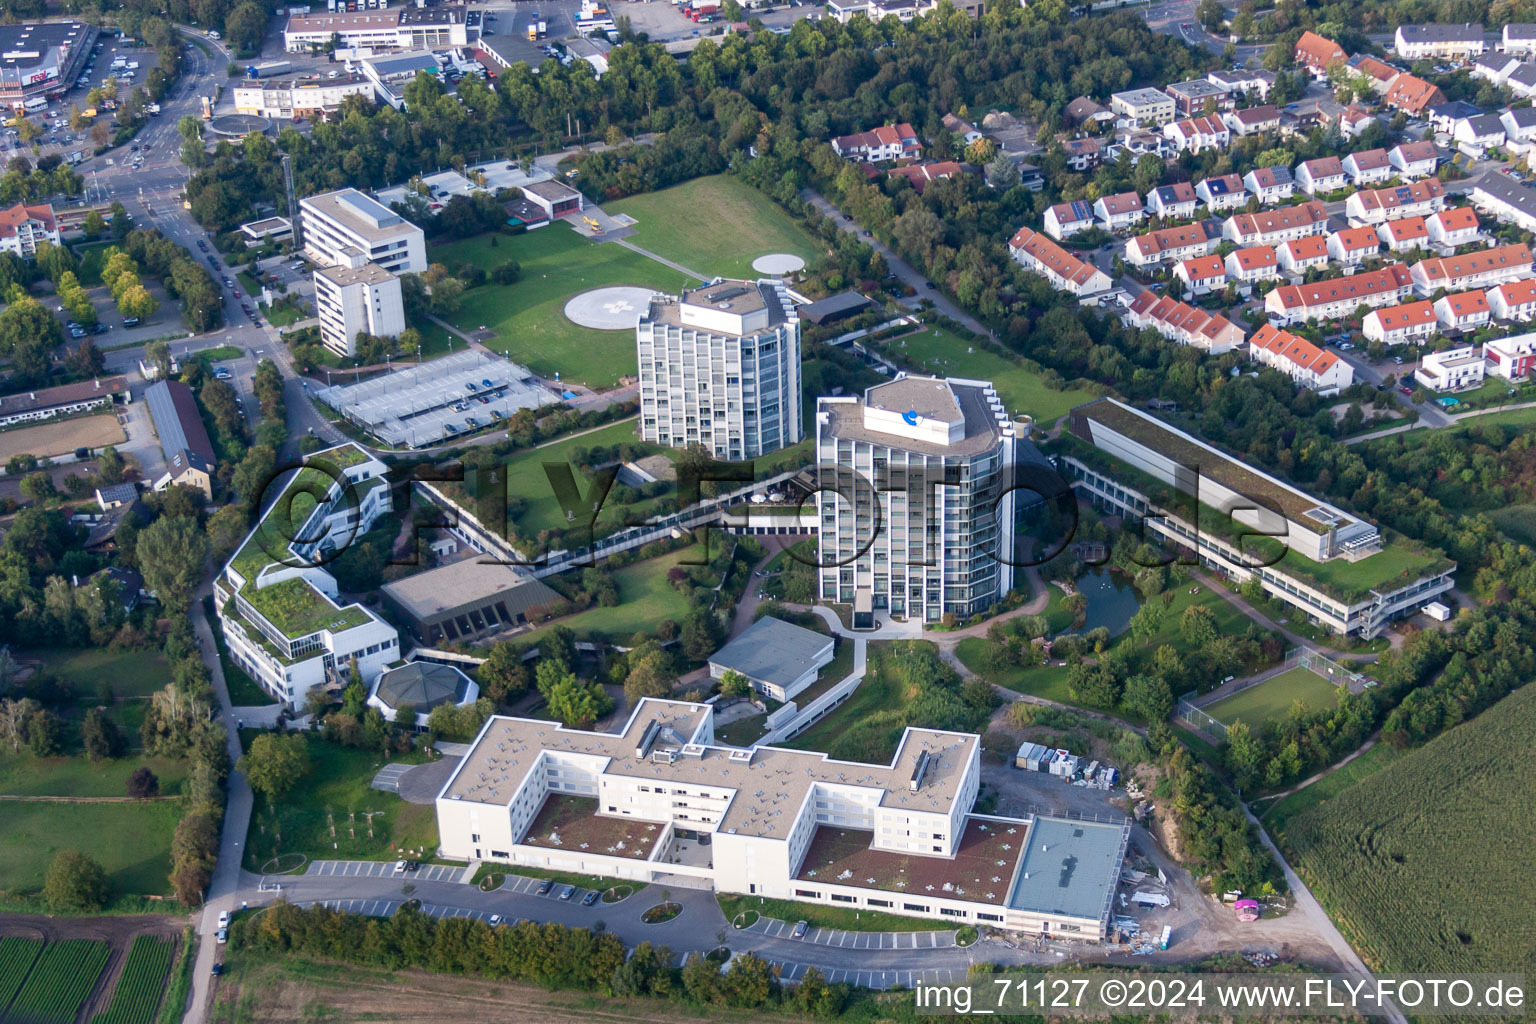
top-left (394, 860), bottom-right (407, 874)
top-left (536, 879), bottom-right (554, 895)
top-left (559, 886), bottom-right (575, 901)
top-left (792, 920), bottom-right (808, 939)
top-left (216, 928), bottom-right (228, 945)
top-left (211, 962), bottom-right (223, 976)
top-left (121, 316), bottom-right (140, 327)
top-left (581, 891), bottom-right (599, 907)
top-left (1399, 385), bottom-right (1414, 396)
top-left (217, 910), bottom-right (230, 928)
top-left (489, 914), bottom-right (502, 926)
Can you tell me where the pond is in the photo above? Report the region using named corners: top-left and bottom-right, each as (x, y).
top-left (1076, 569), bottom-right (1142, 637)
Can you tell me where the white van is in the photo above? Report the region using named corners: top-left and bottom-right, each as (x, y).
top-left (126, 61), bottom-right (140, 69)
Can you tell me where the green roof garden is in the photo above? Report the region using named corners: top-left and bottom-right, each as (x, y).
top-left (241, 577), bottom-right (373, 640)
top-left (308, 443), bottom-right (374, 471)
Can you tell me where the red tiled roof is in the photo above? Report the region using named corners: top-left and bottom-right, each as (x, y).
top-left (1352, 179), bottom-right (1445, 214)
top-left (1369, 299), bottom-right (1437, 329)
top-left (1252, 323), bottom-right (1340, 376)
top-left (1178, 254), bottom-right (1226, 280)
top-left (1300, 156), bottom-right (1344, 177)
top-left (0, 202), bottom-right (56, 238)
top-left (1489, 278), bottom-right (1536, 305)
top-left (1231, 104), bottom-right (1280, 125)
top-left (1294, 30), bottom-right (1346, 69)
top-left (1353, 56), bottom-right (1399, 83)
top-left (1171, 115), bottom-right (1227, 139)
top-left (1270, 264), bottom-right (1412, 311)
top-left (1430, 207), bottom-right (1479, 231)
top-left (1385, 74), bottom-right (1445, 114)
top-left (1393, 140), bottom-right (1438, 162)
top-left (1438, 289), bottom-right (1490, 316)
top-left (1098, 191), bottom-right (1143, 215)
top-left (1381, 216), bottom-right (1429, 241)
top-left (1347, 148), bottom-right (1391, 171)
top-left (1231, 245), bottom-right (1278, 270)
top-left (1414, 243), bottom-right (1534, 285)
top-left (1132, 221), bottom-right (1217, 257)
top-left (1231, 201), bottom-right (1328, 238)
top-left (1009, 226), bottom-right (1104, 287)
top-left (1283, 236), bottom-right (1330, 260)
top-left (1332, 225), bottom-right (1383, 251)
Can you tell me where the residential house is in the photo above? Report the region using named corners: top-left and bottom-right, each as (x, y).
top-left (1124, 291), bottom-right (1245, 353)
top-left (1008, 227), bottom-right (1114, 295)
top-left (1044, 200), bottom-right (1096, 240)
top-left (1433, 289), bottom-right (1492, 332)
top-left (1249, 324), bottom-right (1355, 395)
top-left (1294, 30), bottom-right (1346, 76)
top-left (1225, 245), bottom-right (1280, 291)
top-left (1196, 172), bottom-right (1247, 211)
top-left (1346, 179), bottom-right (1448, 224)
top-left (1429, 100), bottom-right (1484, 133)
top-left (1265, 264), bottom-right (1415, 323)
top-left (1385, 74), bottom-right (1447, 116)
top-left (1174, 254), bottom-right (1227, 295)
top-left (1347, 55), bottom-right (1401, 93)
top-left (1486, 278), bottom-right (1536, 321)
top-left (1243, 165), bottom-right (1295, 203)
top-left (1506, 61), bottom-right (1536, 98)
top-left (1166, 78), bottom-right (1232, 116)
top-left (1224, 201), bottom-right (1329, 246)
top-left (1061, 137), bottom-right (1105, 171)
top-left (942, 113), bottom-right (983, 144)
top-left (1469, 172), bottom-right (1536, 231)
top-left (1117, 130), bottom-right (1177, 159)
top-left (1503, 23), bottom-right (1536, 56)
top-left (1411, 243), bottom-right (1534, 293)
top-left (1472, 52), bottom-right (1523, 83)
top-left (887, 161), bottom-right (964, 193)
top-left (1343, 148), bottom-right (1394, 186)
top-left (1065, 96), bottom-right (1115, 128)
top-left (1207, 68), bottom-right (1276, 101)
top-left (1394, 24), bottom-right (1487, 61)
top-left (1295, 156), bottom-right (1348, 194)
top-left (1389, 140), bottom-right (1440, 179)
top-left (1426, 207), bottom-right (1480, 248)
top-left (1146, 182), bottom-right (1199, 220)
top-left (1339, 105), bottom-right (1380, 138)
top-left (1452, 113), bottom-right (1507, 155)
top-left (1500, 107), bottom-right (1536, 149)
top-left (831, 123), bottom-right (922, 162)
top-left (1225, 104), bottom-right (1281, 137)
top-left (1328, 225), bottom-right (1383, 266)
top-left (1378, 216), bottom-right (1431, 252)
top-left (1109, 87), bottom-right (1175, 127)
top-left (1163, 115), bottom-right (1230, 153)
top-left (1363, 299), bottom-right (1440, 345)
top-left (1484, 331), bottom-right (1536, 379)
top-left (1093, 191), bottom-right (1145, 231)
top-left (1278, 235), bottom-right (1331, 276)
top-left (1415, 345), bottom-right (1487, 391)
top-left (1126, 220), bottom-right (1220, 267)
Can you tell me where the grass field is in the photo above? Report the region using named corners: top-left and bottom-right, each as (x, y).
top-left (430, 226), bottom-right (693, 389)
top-left (0, 801), bottom-right (180, 903)
top-left (484, 417), bottom-right (651, 541)
top-left (0, 752), bottom-right (190, 798)
top-left (606, 175), bottom-right (821, 280)
top-left (520, 546), bottom-right (701, 642)
top-left (716, 893), bottom-right (942, 934)
top-left (242, 735), bottom-right (438, 871)
top-left (1259, 742), bottom-right (1402, 833)
top-left (1205, 667), bottom-right (1343, 727)
top-left (1279, 683), bottom-right (1536, 982)
top-left (32, 647), bottom-right (171, 701)
top-left (1455, 404), bottom-right (1536, 428)
top-left (776, 642), bottom-right (896, 755)
top-left (0, 414), bottom-right (125, 461)
top-left (875, 326), bottom-right (1098, 425)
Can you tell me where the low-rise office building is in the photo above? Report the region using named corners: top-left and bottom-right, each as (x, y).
top-left (381, 559), bottom-right (561, 646)
top-left (0, 375), bottom-right (126, 428)
top-left (300, 187), bottom-right (427, 274)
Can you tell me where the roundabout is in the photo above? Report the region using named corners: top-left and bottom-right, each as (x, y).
top-left (563, 286), bottom-right (656, 330)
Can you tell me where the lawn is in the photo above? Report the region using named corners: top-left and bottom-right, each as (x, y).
top-left (429, 225), bottom-right (694, 389)
top-left (30, 647), bottom-right (170, 701)
top-left (1204, 666), bottom-right (1343, 727)
top-left (0, 800), bottom-right (181, 905)
top-left (242, 734), bottom-right (438, 870)
top-left (0, 752), bottom-right (189, 798)
top-left (716, 893), bottom-right (944, 934)
top-left (875, 325), bottom-right (1098, 425)
top-left (606, 175), bottom-right (821, 280)
top-left (777, 642), bottom-right (895, 755)
top-left (1259, 742), bottom-right (1402, 833)
top-left (1455, 404), bottom-right (1536, 428)
top-left (520, 546), bottom-right (701, 642)
top-left (73, 240), bottom-right (118, 287)
top-left (236, 271), bottom-right (262, 297)
top-left (411, 314), bottom-right (459, 359)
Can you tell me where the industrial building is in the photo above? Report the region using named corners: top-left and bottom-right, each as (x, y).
top-left (637, 279), bottom-right (802, 461)
top-left (435, 698), bottom-right (1130, 938)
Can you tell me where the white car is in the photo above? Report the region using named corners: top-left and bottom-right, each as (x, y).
top-left (394, 860), bottom-right (407, 874)
top-left (216, 928), bottom-right (228, 945)
top-left (217, 910), bottom-right (230, 928)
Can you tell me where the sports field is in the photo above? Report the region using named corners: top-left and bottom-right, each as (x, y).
top-left (606, 175), bottom-right (821, 280)
top-left (0, 414), bottom-right (125, 461)
top-left (430, 226), bottom-right (692, 390)
top-left (876, 326), bottom-right (1098, 425)
top-left (1206, 666), bottom-right (1342, 727)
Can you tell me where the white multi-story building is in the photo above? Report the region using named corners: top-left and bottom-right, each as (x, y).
top-left (1394, 24), bottom-right (1486, 61)
top-left (1173, 254), bottom-right (1227, 295)
top-left (1225, 201), bottom-right (1329, 246)
top-left (637, 279), bottom-right (801, 461)
top-left (1378, 216), bottom-right (1430, 253)
top-left (1343, 148), bottom-right (1393, 186)
top-left (0, 202), bottom-right (59, 258)
top-left (435, 698), bottom-right (1129, 937)
top-left (1503, 23), bottom-right (1536, 55)
top-left (1426, 207), bottom-right (1480, 248)
top-left (1242, 165), bottom-right (1295, 204)
top-left (1092, 191), bottom-right (1145, 231)
top-left (1470, 172), bottom-right (1536, 232)
top-left (1043, 200), bottom-right (1095, 240)
top-left (1277, 236), bottom-right (1330, 276)
top-left (284, 7), bottom-right (470, 53)
top-left (1484, 331), bottom-right (1536, 380)
top-left (1433, 289), bottom-right (1491, 331)
top-left (1063, 399), bottom-right (1455, 638)
top-left (1389, 140), bottom-right (1440, 179)
top-left (1415, 345), bottom-right (1486, 391)
top-left (1163, 115), bottom-right (1230, 154)
top-left (214, 444), bottom-right (400, 707)
top-left (314, 262), bottom-right (405, 358)
top-left (1195, 173), bottom-right (1247, 211)
top-left (1362, 300), bottom-right (1439, 345)
top-left (1411, 243), bottom-right (1534, 294)
top-left (815, 376), bottom-right (1021, 622)
top-left (1295, 156), bottom-right (1347, 194)
top-left (232, 76), bottom-right (376, 119)
top-left (300, 187), bottom-right (427, 274)
top-left (1328, 225), bottom-right (1382, 266)
top-left (1487, 278), bottom-right (1536, 321)
top-left (1109, 87), bottom-right (1174, 127)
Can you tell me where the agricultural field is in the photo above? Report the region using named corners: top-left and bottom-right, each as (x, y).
top-left (0, 936), bottom-right (43, 1011)
top-left (1279, 683), bottom-right (1536, 981)
top-left (0, 415), bottom-right (126, 462)
top-left (0, 801), bottom-right (181, 907)
top-left (429, 226), bottom-right (690, 390)
top-left (1490, 503), bottom-right (1536, 547)
top-left (4, 938), bottom-right (110, 1024)
top-left (606, 175), bottom-right (821, 280)
top-left (90, 935), bottom-right (175, 1024)
top-left (874, 325), bottom-right (1098, 425)
top-left (1204, 667), bottom-right (1343, 728)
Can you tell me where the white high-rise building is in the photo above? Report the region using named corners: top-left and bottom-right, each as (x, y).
top-left (815, 376), bottom-right (1022, 623)
top-left (314, 262), bottom-right (406, 358)
top-left (300, 187), bottom-right (427, 274)
top-left (637, 279), bottom-right (801, 461)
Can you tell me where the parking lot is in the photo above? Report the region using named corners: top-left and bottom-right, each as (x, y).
top-left (1, 35), bottom-right (163, 167)
top-left (307, 859), bottom-right (469, 884)
top-left (743, 916), bottom-right (956, 949)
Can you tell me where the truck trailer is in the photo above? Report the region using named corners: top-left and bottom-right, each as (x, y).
top-left (246, 60), bottom-right (294, 78)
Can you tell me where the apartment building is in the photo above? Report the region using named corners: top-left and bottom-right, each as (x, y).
top-left (1277, 235), bottom-right (1330, 276)
top-left (1124, 292), bottom-right (1245, 353)
top-left (435, 698), bottom-right (1129, 937)
top-left (1345, 179), bottom-right (1447, 225)
top-left (1174, 254), bottom-right (1227, 295)
top-left (1250, 324), bottom-right (1354, 395)
top-left (1485, 331), bottom-right (1536, 379)
top-left (1265, 264), bottom-right (1414, 323)
top-left (1394, 23), bottom-right (1486, 61)
top-left (1487, 278), bottom-right (1536, 320)
top-left (1063, 399), bottom-right (1455, 638)
top-left (1410, 243), bottom-right (1534, 294)
top-left (1043, 200), bottom-right (1095, 240)
top-left (1196, 173), bottom-right (1247, 211)
top-left (1433, 289), bottom-right (1492, 332)
top-left (1109, 87), bottom-right (1175, 127)
top-left (215, 444), bottom-right (399, 707)
top-left (1415, 345), bottom-right (1486, 391)
top-left (300, 187), bottom-right (427, 273)
top-left (1328, 225), bottom-right (1382, 266)
top-left (1362, 300), bottom-right (1439, 345)
top-left (1208, 68), bottom-right (1275, 100)
top-left (1165, 78), bottom-right (1231, 115)
top-left (1093, 191), bottom-right (1145, 231)
top-left (232, 76), bottom-right (375, 119)
top-left (1008, 227), bottom-right (1113, 296)
top-left (1242, 165), bottom-right (1295, 204)
top-left (637, 279), bottom-right (801, 461)
top-left (1295, 156), bottom-right (1347, 194)
top-left (1378, 216), bottom-right (1430, 253)
top-left (1224, 201), bottom-right (1328, 246)
top-left (815, 376), bottom-right (1022, 622)
top-left (1146, 182), bottom-right (1198, 220)
top-left (1163, 115), bottom-right (1230, 154)
top-left (1225, 104), bottom-right (1281, 137)
top-left (1426, 207), bottom-right (1480, 247)
top-left (313, 262), bottom-right (405, 358)
top-left (1389, 140), bottom-right (1440, 179)
top-left (1126, 220), bottom-right (1219, 268)
top-left (0, 202), bottom-right (59, 258)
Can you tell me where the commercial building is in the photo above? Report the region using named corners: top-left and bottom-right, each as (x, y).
top-left (232, 76), bottom-right (376, 119)
top-left (1061, 399), bottom-right (1455, 637)
top-left (380, 560), bottom-right (561, 646)
top-left (815, 375), bottom-right (1023, 622)
top-left (0, 22), bottom-right (93, 112)
top-left (1249, 324), bottom-right (1354, 395)
top-left (284, 7), bottom-right (471, 53)
top-left (1415, 345), bottom-right (1486, 391)
top-left (1265, 264), bottom-right (1414, 324)
top-left (1394, 24), bottom-right (1486, 61)
top-left (435, 697), bottom-right (1130, 936)
top-left (215, 444), bottom-right (400, 707)
top-left (707, 616), bottom-right (834, 702)
top-left (145, 380), bottom-right (218, 498)
top-left (637, 279), bottom-right (801, 461)
top-left (1109, 88), bottom-right (1175, 127)
top-left (0, 202), bottom-right (59, 258)
top-left (368, 661), bottom-right (479, 729)
top-left (1007, 227), bottom-right (1113, 296)
top-left (0, 375), bottom-right (126, 429)
top-left (300, 187), bottom-right (427, 274)
top-left (314, 262), bottom-right (405, 358)
top-left (1165, 78), bottom-right (1231, 115)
